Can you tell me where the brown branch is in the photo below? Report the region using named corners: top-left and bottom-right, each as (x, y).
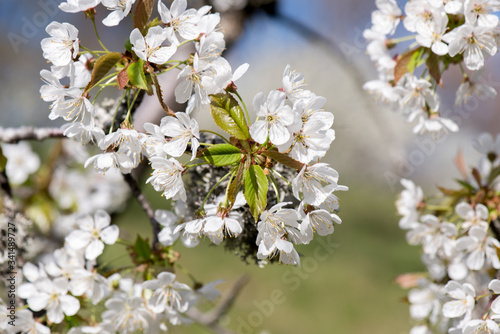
top-left (0, 127), bottom-right (65, 143)
top-left (186, 275), bottom-right (250, 334)
top-left (121, 173), bottom-right (161, 249)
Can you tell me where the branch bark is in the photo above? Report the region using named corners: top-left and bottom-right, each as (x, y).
top-left (186, 275), bottom-right (250, 334)
top-left (121, 173), bottom-right (161, 249)
top-left (0, 127), bottom-right (65, 143)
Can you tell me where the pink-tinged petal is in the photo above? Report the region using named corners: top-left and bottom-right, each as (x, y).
top-left (65, 230), bottom-right (91, 249)
top-left (85, 239), bottom-right (105, 260)
top-left (100, 225), bottom-right (119, 244)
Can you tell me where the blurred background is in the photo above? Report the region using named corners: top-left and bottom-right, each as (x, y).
top-left (2, 0), bottom-right (500, 333)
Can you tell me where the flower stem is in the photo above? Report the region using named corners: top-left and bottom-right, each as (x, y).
top-left (91, 17), bottom-right (109, 52)
top-left (200, 130), bottom-right (232, 145)
top-left (268, 172), bottom-right (280, 202)
top-left (270, 168), bottom-right (292, 188)
top-left (201, 172), bottom-right (232, 209)
top-left (234, 90), bottom-right (251, 124)
top-left (109, 89), bottom-right (130, 134)
top-left (126, 89), bottom-right (141, 124)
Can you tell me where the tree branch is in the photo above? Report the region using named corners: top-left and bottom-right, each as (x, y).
top-left (121, 173), bottom-right (161, 249)
top-left (0, 127), bottom-right (65, 143)
top-left (186, 275), bottom-right (250, 334)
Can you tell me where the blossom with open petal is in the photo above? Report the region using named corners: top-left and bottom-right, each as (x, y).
top-left (130, 26), bottom-right (177, 64)
top-left (250, 90), bottom-right (294, 145)
top-left (292, 163), bottom-right (339, 206)
top-left (65, 210), bottom-right (119, 260)
top-left (102, 0), bottom-right (136, 26)
top-left (441, 280), bottom-right (475, 319)
top-left (161, 112), bottom-right (200, 160)
top-left (59, 0), bottom-right (100, 13)
top-left (27, 277), bottom-right (80, 324)
top-left (41, 21), bottom-right (79, 66)
top-left (142, 271), bottom-right (192, 313)
top-left (146, 157), bottom-right (187, 201)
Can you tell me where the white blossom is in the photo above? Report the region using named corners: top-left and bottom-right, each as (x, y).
top-left (146, 157), bottom-right (187, 201)
top-left (102, 0), bottom-right (136, 26)
top-left (2, 142), bottom-right (40, 185)
top-left (65, 210), bottom-right (119, 260)
top-left (27, 277), bottom-right (80, 324)
top-left (161, 112), bottom-right (200, 160)
top-left (41, 22), bottom-right (79, 67)
top-left (59, 0), bottom-right (100, 13)
top-left (250, 90), bottom-right (294, 146)
top-left (130, 26), bottom-right (177, 65)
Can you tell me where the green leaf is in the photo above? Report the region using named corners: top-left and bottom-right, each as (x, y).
top-left (199, 144), bottom-right (243, 166)
top-left (134, 0), bottom-right (154, 33)
top-left (0, 147), bottom-right (7, 173)
top-left (210, 94), bottom-right (250, 140)
top-left (262, 149), bottom-right (304, 171)
top-left (426, 52), bottom-right (442, 85)
top-left (394, 47), bottom-right (423, 83)
top-left (489, 165), bottom-right (500, 184)
top-left (133, 235), bottom-right (152, 262)
top-left (244, 164), bottom-right (268, 221)
top-left (456, 179), bottom-right (475, 191)
top-left (84, 52), bottom-right (121, 92)
top-left (127, 59), bottom-right (150, 92)
top-left (227, 161), bottom-right (246, 206)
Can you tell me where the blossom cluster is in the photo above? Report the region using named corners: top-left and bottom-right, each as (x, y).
top-left (0, 209), bottom-right (223, 334)
top-left (396, 133), bottom-right (500, 333)
top-left (0, 0), bottom-right (347, 332)
top-left (364, 0), bottom-right (499, 136)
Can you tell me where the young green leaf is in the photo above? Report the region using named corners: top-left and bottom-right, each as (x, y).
top-left (262, 149), bottom-right (304, 171)
top-left (227, 160), bottom-right (246, 206)
top-left (84, 52), bottom-right (121, 93)
top-left (426, 52), bottom-right (442, 85)
top-left (394, 47), bottom-right (423, 83)
top-left (199, 144), bottom-right (243, 166)
top-left (133, 235), bottom-right (152, 262)
top-left (0, 147), bottom-right (6, 173)
top-left (127, 59), bottom-right (151, 93)
top-left (244, 164), bottom-right (268, 220)
top-left (134, 0), bottom-right (154, 34)
top-left (210, 93), bottom-right (251, 140)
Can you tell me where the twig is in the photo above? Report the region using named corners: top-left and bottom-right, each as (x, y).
top-left (121, 173), bottom-right (161, 249)
top-left (0, 127), bottom-right (65, 143)
top-left (186, 275), bottom-right (250, 334)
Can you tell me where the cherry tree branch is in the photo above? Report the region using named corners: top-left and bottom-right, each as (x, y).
top-left (121, 173), bottom-right (161, 249)
top-left (186, 275), bottom-right (250, 334)
top-left (0, 127), bottom-right (65, 143)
